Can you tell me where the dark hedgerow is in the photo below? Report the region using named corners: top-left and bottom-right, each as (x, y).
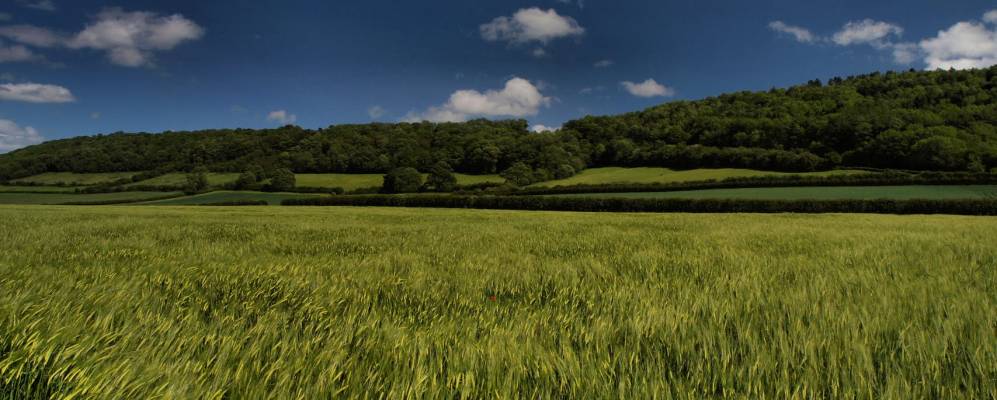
top-left (282, 194), bottom-right (997, 216)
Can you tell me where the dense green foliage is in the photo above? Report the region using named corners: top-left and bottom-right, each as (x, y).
top-left (567, 67), bottom-right (997, 172)
top-left (0, 206), bottom-right (993, 398)
top-left (381, 167), bottom-right (424, 194)
top-left (284, 194), bottom-right (997, 215)
top-left (268, 168), bottom-right (297, 191)
top-left (553, 185), bottom-right (997, 200)
top-left (423, 162), bottom-right (457, 192)
top-left (2, 67), bottom-right (995, 182)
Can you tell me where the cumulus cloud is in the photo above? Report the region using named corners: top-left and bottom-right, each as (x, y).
top-left (621, 79), bottom-right (674, 98)
top-left (267, 110), bottom-right (297, 124)
top-left (530, 124), bottom-right (560, 133)
top-left (66, 8), bottom-right (204, 67)
top-left (890, 42), bottom-right (920, 64)
top-left (832, 19), bottom-right (904, 47)
top-left (593, 59), bottom-right (614, 68)
top-left (985, 10), bottom-right (997, 24)
top-left (0, 8), bottom-right (203, 67)
top-left (919, 12), bottom-right (997, 70)
top-left (768, 21), bottom-right (815, 43)
top-left (0, 82), bottom-right (74, 103)
top-left (367, 105), bottom-right (385, 119)
top-left (480, 8), bottom-right (584, 45)
top-left (405, 77), bottom-right (551, 123)
top-left (0, 119), bottom-right (43, 153)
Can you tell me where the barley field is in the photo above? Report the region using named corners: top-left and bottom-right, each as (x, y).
top-left (0, 206), bottom-right (994, 398)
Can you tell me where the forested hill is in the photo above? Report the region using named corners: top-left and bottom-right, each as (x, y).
top-left (2, 66), bottom-right (996, 182)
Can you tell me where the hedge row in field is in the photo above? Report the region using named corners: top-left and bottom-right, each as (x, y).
top-left (282, 195), bottom-right (997, 215)
top-left (511, 172), bottom-right (997, 196)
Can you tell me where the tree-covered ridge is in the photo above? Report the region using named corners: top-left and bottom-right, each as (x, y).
top-left (566, 66), bottom-right (997, 172)
top-left (2, 67), bottom-right (995, 182)
top-left (0, 120), bottom-right (589, 183)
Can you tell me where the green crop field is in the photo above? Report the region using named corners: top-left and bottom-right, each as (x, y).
top-left (532, 167), bottom-right (871, 187)
top-left (0, 185), bottom-right (80, 193)
top-left (140, 191), bottom-right (326, 205)
top-left (296, 173), bottom-right (504, 190)
top-left (125, 173), bottom-right (242, 188)
top-left (0, 206), bottom-right (993, 398)
top-left (0, 191), bottom-right (182, 205)
top-left (555, 185), bottom-right (997, 200)
top-left (10, 172), bottom-right (143, 186)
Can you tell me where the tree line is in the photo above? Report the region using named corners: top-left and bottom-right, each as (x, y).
top-left (2, 66), bottom-right (995, 183)
top-left (282, 195), bottom-right (997, 216)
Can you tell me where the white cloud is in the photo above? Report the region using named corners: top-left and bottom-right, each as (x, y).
top-left (0, 82), bottom-right (74, 103)
top-left (267, 110), bottom-right (297, 124)
top-left (531, 47), bottom-right (547, 58)
top-left (594, 59), bottom-right (614, 68)
top-left (621, 79), bottom-right (674, 98)
top-left (983, 10), bottom-right (997, 24)
top-left (405, 77), bottom-right (551, 123)
top-left (889, 42), bottom-right (920, 64)
top-left (0, 42), bottom-right (41, 63)
top-left (0, 8), bottom-right (203, 67)
top-left (18, 0), bottom-right (56, 12)
top-left (920, 18), bottom-right (997, 70)
top-left (66, 8), bottom-right (204, 67)
top-left (832, 19), bottom-right (903, 47)
top-left (530, 124), bottom-right (560, 133)
top-left (367, 105), bottom-right (385, 119)
top-left (768, 21), bottom-right (816, 43)
top-left (579, 87), bottom-right (593, 94)
top-left (0, 25), bottom-right (64, 47)
top-left (0, 119), bottom-right (43, 153)
top-left (480, 8), bottom-right (584, 45)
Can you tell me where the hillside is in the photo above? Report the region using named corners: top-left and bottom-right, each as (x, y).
top-left (2, 67), bottom-right (995, 183)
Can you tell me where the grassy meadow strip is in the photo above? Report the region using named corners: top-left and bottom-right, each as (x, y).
top-left (530, 167), bottom-right (870, 187)
top-left (0, 191), bottom-right (184, 205)
top-left (0, 206), bottom-right (994, 398)
top-left (512, 171), bottom-right (997, 196)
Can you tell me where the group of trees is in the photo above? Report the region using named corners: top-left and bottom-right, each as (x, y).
top-left (566, 67), bottom-right (997, 172)
top-left (380, 161), bottom-right (459, 193)
top-left (2, 66), bottom-right (996, 184)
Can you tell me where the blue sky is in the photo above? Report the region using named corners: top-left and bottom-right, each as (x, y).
top-left (0, 0), bottom-right (995, 151)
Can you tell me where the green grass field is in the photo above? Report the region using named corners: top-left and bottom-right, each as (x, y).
top-left (10, 172), bottom-right (142, 186)
top-left (140, 191), bottom-right (326, 205)
top-left (0, 206), bottom-right (993, 398)
top-left (0, 191), bottom-right (181, 205)
top-left (125, 173), bottom-right (242, 188)
top-left (296, 173), bottom-right (504, 190)
top-left (554, 185), bottom-right (997, 200)
top-left (532, 167), bottom-right (870, 187)
top-left (0, 185), bottom-right (80, 193)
